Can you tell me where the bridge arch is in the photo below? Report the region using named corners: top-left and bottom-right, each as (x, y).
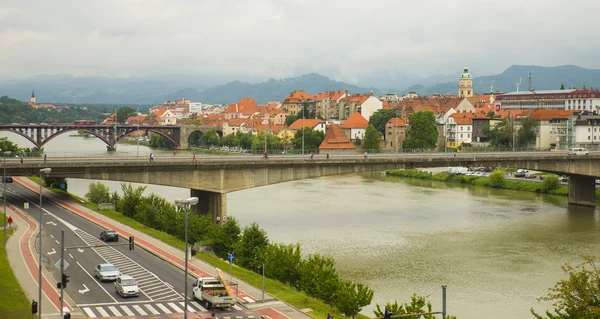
top-left (0, 129), bottom-right (40, 148)
top-left (117, 129), bottom-right (179, 148)
top-left (179, 125), bottom-right (223, 149)
top-left (40, 129), bottom-right (114, 148)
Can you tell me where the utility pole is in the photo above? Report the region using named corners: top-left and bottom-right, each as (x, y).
top-left (301, 104), bottom-right (305, 156)
top-left (261, 263), bottom-right (265, 303)
top-left (60, 230), bottom-right (65, 317)
top-left (114, 106), bottom-right (118, 150)
top-left (264, 134), bottom-right (267, 154)
top-left (442, 284), bottom-right (447, 319)
top-left (136, 105), bottom-right (140, 159)
top-left (394, 110), bottom-right (398, 154)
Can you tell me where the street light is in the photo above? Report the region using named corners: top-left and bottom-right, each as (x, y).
top-left (137, 105), bottom-right (140, 159)
top-left (174, 197), bottom-right (199, 319)
top-left (301, 103), bottom-right (305, 156)
top-left (38, 167), bottom-right (51, 318)
top-left (3, 150), bottom-right (11, 248)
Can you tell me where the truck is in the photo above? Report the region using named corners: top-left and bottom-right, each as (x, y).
top-left (448, 167), bottom-right (469, 175)
top-left (192, 268), bottom-right (237, 309)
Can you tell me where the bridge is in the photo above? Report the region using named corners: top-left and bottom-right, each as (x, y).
top-left (4, 152), bottom-right (600, 222)
top-left (0, 123), bottom-right (221, 150)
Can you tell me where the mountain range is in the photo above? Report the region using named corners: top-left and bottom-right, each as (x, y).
top-left (1, 65), bottom-right (599, 105)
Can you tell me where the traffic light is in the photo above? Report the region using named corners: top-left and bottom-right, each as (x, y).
top-left (384, 307), bottom-right (392, 319)
top-left (129, 236), bottom-right (134, 250)
top-left (257, 265), bottom-right (264, 274)
top-left (31, 300), bottom-right (38, 314)
top-left (61, 273), bottom-right (70, 289)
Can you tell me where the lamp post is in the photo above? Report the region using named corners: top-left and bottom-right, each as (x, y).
top-left (38, 167), bottom-right (51, 318)
top-left (174, 197), bottom-right (199, 319)
top-left (137, 105), bottom-right (140, 159)
top-left (3, 150), bottom-right (11, 248)
top-left (301, 104), bottom-right (305, 156)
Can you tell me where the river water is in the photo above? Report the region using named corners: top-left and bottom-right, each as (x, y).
top-left (4, 133), bottom-right (600, 319)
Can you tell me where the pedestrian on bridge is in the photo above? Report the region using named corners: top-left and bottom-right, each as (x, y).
top-left (20, 156), bottom-right (23, 164)
top-left (44, 154), bottom-right (47, 163)
top-left (149, 153), bottom-right (154, 163)
top-left (193, 153), bottom-right (197, 162)
top-left (264, 152), bottom-right (269, 160)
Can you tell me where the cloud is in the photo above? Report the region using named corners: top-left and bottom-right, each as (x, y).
top-left (1, 0), bottom-right (599, 84)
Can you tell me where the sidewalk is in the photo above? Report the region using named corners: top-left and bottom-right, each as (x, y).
top-left (15, 177), bottom-right (313, 319)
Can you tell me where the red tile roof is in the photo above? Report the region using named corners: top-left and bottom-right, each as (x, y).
top-left (340, 112), bottom-right (368, 129)
top-left (450, 112), bottom-right (475, 125)
top-left (529, 109), bottom-right (576, 121)
top-left (284, 90), bottom-right (311, 103)
top-left (387, 118), bottom-right (406, 126)
top-left (288, 118), bottom-right (324, 130)
top-left (319, 125), bottom-right (356, 150)
top-left (224, 98), bottom-right (259, 115)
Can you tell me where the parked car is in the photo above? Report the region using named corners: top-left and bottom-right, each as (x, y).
top-left (100, 230), bottom-right (119, 242)
top-left (568, 148), bottom-right (589, 156)
top-left (524, 173), bottom-right (537, 179)
top-left (115, 275), bottom-right (139, 297)
top-left (2, 176), bottom-right (12, 183)
top-left (94, 263), bottom-right (120, 281)
top-left (560, 176), bottom-right (569, 183)
top-left (514, 172), bottom-right (526, 178)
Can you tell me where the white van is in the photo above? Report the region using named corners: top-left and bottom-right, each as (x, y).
top-left (568, 148), bottom-right (589, 156)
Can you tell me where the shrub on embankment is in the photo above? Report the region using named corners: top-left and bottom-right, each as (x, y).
top-left (386, 169), bottom-right (600, 198)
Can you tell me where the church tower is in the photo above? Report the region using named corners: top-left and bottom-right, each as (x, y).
top-left (28, 90), bottom-right (37, 106)
top-left (458, 67), bottom-right (473, 98)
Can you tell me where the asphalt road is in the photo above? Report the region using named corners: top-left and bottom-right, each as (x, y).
top-left (4, 181), bottom-right (250, 318)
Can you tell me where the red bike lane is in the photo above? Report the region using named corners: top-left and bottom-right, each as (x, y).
top-left (9, 204), bottom-right (71, 314)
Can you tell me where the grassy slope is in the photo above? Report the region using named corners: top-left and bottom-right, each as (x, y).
top-left (0, 228), bottom-right (34, 319)
top-left (30, 178), bottom-right (361, 319)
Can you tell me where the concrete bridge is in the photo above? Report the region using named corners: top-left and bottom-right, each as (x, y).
top-left (0, 123), bottom-right (221, 150)
top-left (5, 153), bottom-right (600, 222)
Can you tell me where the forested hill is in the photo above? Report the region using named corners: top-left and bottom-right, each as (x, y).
top-left (0, 96), bottom-right (107, 124)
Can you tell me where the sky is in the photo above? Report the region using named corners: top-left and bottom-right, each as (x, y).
top-left (1, 0), bottom-right (599, 84)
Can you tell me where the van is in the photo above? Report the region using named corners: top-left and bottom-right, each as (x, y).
top-left (568, 148), bottom-right (589, 156)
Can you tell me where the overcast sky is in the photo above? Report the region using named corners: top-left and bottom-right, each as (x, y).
top-left (1, 0), bottom-right (598, 83)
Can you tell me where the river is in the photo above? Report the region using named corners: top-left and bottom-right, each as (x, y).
top-left (4, 133), bottom-right (600, 319)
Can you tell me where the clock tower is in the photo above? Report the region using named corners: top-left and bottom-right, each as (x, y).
top-left (458, 67), bottom-right (473, 98)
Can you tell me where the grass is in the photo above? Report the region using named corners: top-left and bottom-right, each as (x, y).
top-left (28, 178), bottom-right (358, 319)
top-left (0, 228), bottom-right (35, 319)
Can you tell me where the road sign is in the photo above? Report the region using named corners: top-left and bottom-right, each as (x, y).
top-left (54, 258), bottom-right (70, 271)
top-left (227, 253), bottom-right (234, 262)
top-left (24, 202), bottom-right (29, 209)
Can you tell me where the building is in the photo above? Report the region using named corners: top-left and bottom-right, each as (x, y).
top-left (27, 90), bottom-right (36, 107)
top-left (340, 112), bottom-right (368, 140)
top-left (446, 113), bottom-right (474, 148)
top-left (318, 124), bottom-right (357, 155)
top-left (189, 102), bottom-right (203, 114)
top-left (338, 93), bottom-right (383, 121)
top-left (223, 98), bottom-right (259, 119)
top-left (287, 118), bottom-right (326, 134)
top-left (385, 118), bottom-right (407, 150)
top-left (282, 90), bottom-right (311, 115)
top-left (458, 67), bottom-right (473, 98)
top-left (496, 89), bottom-right (600, 111)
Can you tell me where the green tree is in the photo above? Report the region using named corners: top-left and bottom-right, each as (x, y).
top-left (541, 174), bottom-right (560, 192)
top-left (116, 106), bottom-right (137, 124)
top-left (369, 109), bottom-right (398, 136)
top-left (334, 280), bottom-right (374, 318)
top-left (285, 114), bottom-right (298, 127)
top-left (236, 223), bottom-right (269, 270)
top-left (264, 243), bottom-right (302, 287)
top-left (149, 133), bottom-right (171, 149)
top-left (210, 217), bottom-right (241, 259)
top-left (0, 137), bottom-right (22, 154)
top-left (298, 254), bottom-right (340, 304)
top-left (118, 183), bottom-right (147, 218)
top-left (237, 132), bottom-right (255, 150)
top-left (251, 132), bottom-right (282, 151)
top-left (374, 294), bottom-right (458, 319)
top-left (44, 176), bottom-right (68, 191)
top-left (560, 84), bottom-right (565, 90)
top-left (292, 127), bottom-right (325, 152)
top-left (85, 182), bottom-right (111, 204)
top-left (221, 133), bottom-right (240, 147)
top-left (201, 129), bottom-right (221, 146)
top-left (488, 169), bottom-right (506, 188)
top-left (362, 124), bottom-right (382, 151)
top-left (531, 256), bottom-right (600, 319)
top-left (484, 117), bottom-right (512, 147)
top-left (517, 116), bottom-right (536, 147)
top-left (403, 111), bottom-right (438, 149)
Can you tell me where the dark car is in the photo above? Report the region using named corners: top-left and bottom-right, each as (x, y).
top-left (100, 230), bottom-right (119, 242)
top-left (3, 176), bottom-right (12, 183)
top-left (514, 172), bottom-right (526, 178)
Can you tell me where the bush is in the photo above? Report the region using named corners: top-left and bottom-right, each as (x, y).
top-left (85, 182), bottom-right (111, 204)
top-left (488, 169), bottom-right (506, 188)
top-left (541, 174), bottom-right (560, 192)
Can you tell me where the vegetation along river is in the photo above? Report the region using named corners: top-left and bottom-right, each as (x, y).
top-left (5, 133), bottom-right (600, 319)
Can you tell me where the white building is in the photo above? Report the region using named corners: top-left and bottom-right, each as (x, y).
top-left (496, 89), bottom-right (600, 111)
top-left (189, 102), bottom-right (203, 114)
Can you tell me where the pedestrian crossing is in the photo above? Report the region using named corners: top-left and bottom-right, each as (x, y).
top-left (74, 229), bottom-right (182, 301)
top-left (81, 300), bottom-right (206, 317)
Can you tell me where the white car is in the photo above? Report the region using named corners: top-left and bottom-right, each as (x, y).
top-left (94, 263), bottom-right (120, 282)
top-left (115, 275), bottom-right (139, 297)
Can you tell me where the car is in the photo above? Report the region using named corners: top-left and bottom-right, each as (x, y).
top-left (2, 176), bottom-right (12, 183)
top-left (524, 173), bottom-right (537, 179)
top-left (94, 263), bottom-right (120, 281)
top-left (100, 230), bottom-right (119, 242)
top-left (114, 275), bottom-right (139, 297)
top-left (514, 172), bottom-right (526, 178)
top-left (568, 148), bottom-right (589, 156)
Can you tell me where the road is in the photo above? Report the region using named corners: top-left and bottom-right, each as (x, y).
top-left (5, 181), bottom-right (256, 318)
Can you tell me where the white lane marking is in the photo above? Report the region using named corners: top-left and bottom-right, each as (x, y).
top-left (243, 296), bottom-right (255, 303)
top-left (47, 248), bottom-right (56, 255)
top-left (108, 306), bottom-right (122, 316)
top-left (78, 284), bottom-right (90, 294)
top-left (236, 316), bottom-right (244, 319)
top-left (165, 282), bottom-right (174, 289)
top-left (168, 302), bottom-right (184, 312)
top-left (156, 303), bottom-right (172, 314)
top-left (68, 253), bottom-right (74, 258)
top-left (179, 301), bottom-right (195, 312)
top-left (77, 248), bottom-right (83, 253)
top-left (191, 301), bottom-right (205, 311)
top-left (41, 208), bottom-right (78, 231)
top-left (132, 304), bottom-right (148, 315)
top-left (76, 261), bottom-right (118, 303)
top-left (96, 307), bottom-right (110, 317)
top-left (55, 240), bottom-right (59, 244)
top-left (46, 221), bottom-right (57, 226)
top-left (50, 234), bottom-right (54, 238)
top-left (233, 304), bottom-right (242, 310)
top-left (120, 305), bottom-right (135, 316)
top-left (144, 304), bottom-right (160, 314)
top-left (82, 307), bottom-right (95, 317)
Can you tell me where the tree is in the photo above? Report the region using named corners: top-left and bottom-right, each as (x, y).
top-left (235, 223), bottom-right (269, 270)
top-left (45, 176), bottom-right (68, 191)
top-left (298, 254), bottom-right (341, 304)
top-left (362, 124), bottom-right (382, 151)
top-left (531, 256), bottom-right (600, 319)
top-left (118, 183), bottom-right (147, 218)
top-left (285, 114), bottom-right (298, 127)
top-left (517, 116), bottom-right (536, 147)
top-left (85, 182), bottom-right (111, 204)
top-left (237, 132), bottom-right (255, 150)
top-left (541, 174), bottom-right (560, 192)
top-left (403, 111), bottom-right (438, 149)
top-left (264, 243), bottom-right (302, 287)
top-left (488, 169), bottom-right (506, 188)
top-left (201, 129), bottom-right (221, 146)
top-left (251, 132), bottom-right (282, 151)
top-left (116, 106), bottom-right (137, 124)
top-left (210, 217), bottom-right (241, 259)
top-left (560, 84), bottom-right (565, 90)
top-left (334, 280), bottom-right (374, 318)
top-left (292, 127), bottom-right (325, 152)
top-left (374, 295), bottom-right (458, 319)
top-left (484, 117), bottom-right (512, 147)
top-left (369, 109), bottom-right (398, 136)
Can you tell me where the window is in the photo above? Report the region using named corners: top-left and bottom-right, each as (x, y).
top-left (468, 126), bottom-right (471, 131)
top-left (588, 136), bottom-right (591, 140)
top-left (460, 134), bottom-right (463, 138)
top-left (589, 128), bottom-right (591, 132)
top-left (461, 126), bottom-right (463, 131)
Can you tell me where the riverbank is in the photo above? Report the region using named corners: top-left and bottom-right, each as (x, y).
top-left (385, 169), bottom-right (599, 198)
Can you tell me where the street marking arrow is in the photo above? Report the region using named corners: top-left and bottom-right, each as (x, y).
top-left (47, 248), bottom-right (56, 255)
top-left (46, 221), bottom-right (57, 226)
top-left (78, 284), bottom-right (90, 294)
top-left (77, 248), bottom-right (84, 253)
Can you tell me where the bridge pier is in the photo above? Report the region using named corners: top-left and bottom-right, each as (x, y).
top-left (190, 189), bottom-right (227, 224)
top-left (106, 145), bottom-right (116, 152)
top-left (568, 175), bottom-right (596, 207)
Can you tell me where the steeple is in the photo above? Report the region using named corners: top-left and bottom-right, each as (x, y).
top-left (458, 67), bottom-right (473, 98)
top-left (31, 90), bottom-right (35, 98)
top-left (29, 90), bottom-right (37, 105)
